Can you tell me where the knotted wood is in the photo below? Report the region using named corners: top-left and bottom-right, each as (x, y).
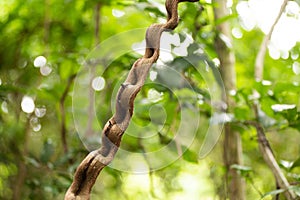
top-left (65, 1), bottom-right (198, 199)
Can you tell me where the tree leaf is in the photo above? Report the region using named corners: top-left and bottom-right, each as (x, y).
top-left (231, 164), bottom-right (252, 177)
top-left (261, 188), bottom-right (286, 199)
top-left (291, 157), bottom-right (300, 170)
top-left (182, 148), bottom-right (198, 163)
top-left (231, 164), bottom-right (252, 172)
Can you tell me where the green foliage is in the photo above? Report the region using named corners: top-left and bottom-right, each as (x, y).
top-left (291, 157), bottom-right (300, 171)
top-left (0, 0), bottom-right (300, 199)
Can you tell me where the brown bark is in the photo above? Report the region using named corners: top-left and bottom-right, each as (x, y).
top-left (252, 1), bottom-right (295, 199)
top-left (249, 106), bottom-right (297, 200)
top-left (64, 1), bottom-right (198, 199)
top-left (94, 3), bottom-right (102, 45)
top-left (246, 122), bottom-right (296, 199)
top-left (213, 0), bottom-right (245, 199)
top-left (60, 74), bottom-right (77, 154)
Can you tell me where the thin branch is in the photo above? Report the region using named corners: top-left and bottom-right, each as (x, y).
top-left (254, 0), bottom-right (288, 81)
top-left (85, 3), bottom-right (102, 138)
top-left (64, 1), bottom-right (199, 199)
top-left (60, 74), bottom-right (77, 154)
top-left (253, 3), bottom-right (294, 197)
top-left (13, 115), bottom-right (31, 200)
top-left (94, 3), bottom-right (102, 45)
top-left (85, 68), bottom-right (96, 138)
top-left (44, 0), bottom-right (50, 55)
top-left (246, 104), bottom-right (297, 200)
top-left (247, 175), bottom-right (264, 197)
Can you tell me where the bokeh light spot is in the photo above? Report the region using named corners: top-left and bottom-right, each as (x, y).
top-left (33, 56), bottom-right (47, 68)
top-left (21, 96), bottom-right (35, 114)
top-left (35, 107), bottom-right (46, 118)
top-left (40, 65), bottom-right (52, 76)
top-left (92, 76), bottom-right (105, 91)
top-left (112, 9), bottom-right (125, 18)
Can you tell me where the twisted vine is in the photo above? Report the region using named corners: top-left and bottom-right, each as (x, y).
top-left (65, 0), bottom-right (198, 199)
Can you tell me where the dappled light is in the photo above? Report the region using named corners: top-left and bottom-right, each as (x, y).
top-left (293, 62), bottom-right (300, 75)
top-left (271, 104), bottom-right (296, 112)
top-left (0, 0), bottom-right (300, 199)
top-left (232, 27), bottom-right (243, 39)
top-left (30, 117), bottom-right (41, 132)
top-left (112, 9), bottom-right (125, 18)
top-left (147, 88), bottom-right (163, 103)
top-left (21, 96), bottom-right (35, 114)
top-left (1, 101), bottom-right (8, 114)
top-left (92, 76), bottom-right (106, 91)
top-left (40, 65), bottom-right (52, 76)
top-left (33, 56), bottom-right (47, 68)
top-left (149, 70), bottom-right (157, 81)
top-left (237, 0), bottom-right (300, 60)
top-left (35, 107), bottom-right (47, 118)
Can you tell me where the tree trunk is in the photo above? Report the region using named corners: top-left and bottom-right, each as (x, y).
top-left (213, 0), bottom-right (245, 199)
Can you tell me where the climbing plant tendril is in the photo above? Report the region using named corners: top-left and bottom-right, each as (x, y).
top-left (65, 0), bottom-right (198, 199)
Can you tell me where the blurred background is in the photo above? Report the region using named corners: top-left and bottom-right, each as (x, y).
top-left (0, 0), bottom-right (300, 199)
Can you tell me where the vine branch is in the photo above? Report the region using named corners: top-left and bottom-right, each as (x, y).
top-left (246, 104), bottom-right (297, 200)
top-left (254, 0), bottom-right (288, 81)
top-left (60, 74), bottom-right (77, 154)
top-left (64, 1), bottom-right (198, 199)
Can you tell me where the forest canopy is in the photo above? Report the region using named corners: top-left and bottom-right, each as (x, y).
top-left (0, 0), bottom-right (300, 199)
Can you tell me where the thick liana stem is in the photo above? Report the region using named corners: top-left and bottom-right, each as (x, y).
top-left (64, 1), bottom-right (198, 199)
